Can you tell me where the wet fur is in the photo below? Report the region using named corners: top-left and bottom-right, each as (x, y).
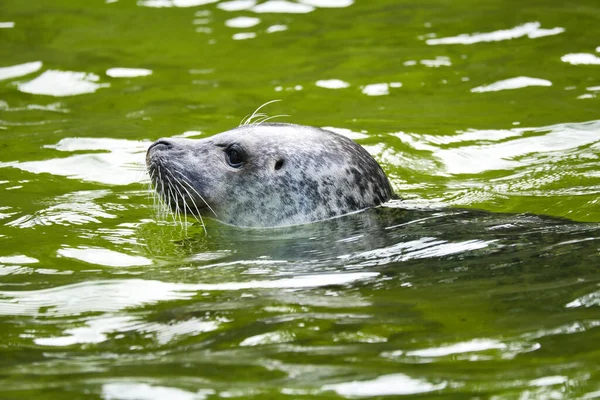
top-left (146, 123), bottom-right (393, 228)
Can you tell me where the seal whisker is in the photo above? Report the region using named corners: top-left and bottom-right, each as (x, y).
top-left (247, 113), bottom-right (268, 125)
top-left (152, 169), bottom-right (160, 212)
top-left (173, 180), bottom-right (186, 230)
top-left (164, 175), bottom-right (181, 227)
top-left (179, 177), bottom-right (218, 218)
top-left (255, 114), bottom-right (290, 126)
top-left (159, 167), bottom-right (176, 223)
top-left (168, 167), bottom-right (208, 232)
top-left (239, 114), bottom-right (251, 127)
top-left (160, 170), bottom-right (170, 220)
top-left (168, 184), bottom-right (180, 226)
top-left (241, 112), bottom-right (266, 126)
top-left (166, 175), bottom-right (184, 229)
top-left (165, 175), bottom-right (177, 225)
top-left (177, 173), bottom-right (219, 218)
top-left (172, 177), bottom-right (189, 229)
top-left (174, 172), bottom-right (208, 235)
top-left (150, 168), bottom-right (161, 218)
top-left (165, 169), bottom-right (191, 232)
top-left (148, 167), bottom-right (159, 206)
top-left (243, 99), bottom-right (281, 126)
top-left (242, 113), bottom-right (267, 126)
top-left (157, 167), bottom-right (167, 220)
top-left (146, 168), bottom-right (154, 203)
top-left (180, 187), bottom-right (190, 232)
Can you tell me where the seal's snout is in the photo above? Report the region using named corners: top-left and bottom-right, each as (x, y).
top-left (146, 138), bottom-right (174, 164)
top-left (148, 139), bottom-right (174, 153)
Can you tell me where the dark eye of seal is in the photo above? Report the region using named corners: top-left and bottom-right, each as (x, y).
top-left (225, 144), bottom-right (245, 168)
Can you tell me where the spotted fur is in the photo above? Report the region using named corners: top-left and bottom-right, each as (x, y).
top-left (146, 123), bottom-right (394, 228)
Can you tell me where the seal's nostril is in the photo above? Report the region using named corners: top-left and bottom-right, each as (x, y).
top-left (148, 139), bottom-right (173, 153)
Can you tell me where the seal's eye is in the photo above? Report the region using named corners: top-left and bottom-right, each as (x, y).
top-left (225, 145), bottom-right (245, 168)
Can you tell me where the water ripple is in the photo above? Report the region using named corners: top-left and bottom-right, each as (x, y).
top-left (18, 70), bottom-right (110, 97)
top-left (6, 190), bottom-right (117, 228)
top-left (106, 68), bottom-right (153, 78)
top-left (391, 119), bottom-right (600, 176)
top-left (102, 382), bottom-right (214, 400)
top-left (57, 247), bottom-right (152, 267)
top-left (251, 1), bottom-right (314, 13)
top-left (339, 237), bottom-right (496, 266)
top-left (217, 0), bottom-right (256, 11)
top-left (0, 61), bottom-right (42, 81)
top-left (427, 21), bottom-right (564, 45)
top-left (34, 314), bottom-right (221, 346)
top-left (0, 273), bottom-right (378, 317)
top-left (471, 76), bottom-right (552, 93)
top-left (562, 53), bottom-right (600, 65)
top-left (1, 137), bottom-right (148, 185)
top-left (382, 338), bottom-right (540, 362)
top-left (322, 374), bottom-right (447, 397)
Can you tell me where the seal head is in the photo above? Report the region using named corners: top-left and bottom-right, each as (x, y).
top-left (146, 123), bottom-right (393, 228)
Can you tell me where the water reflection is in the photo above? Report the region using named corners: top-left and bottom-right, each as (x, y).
top-left (566, 289), bottom-right (600, 308)
top-left (102, 382), bottom-right (214, 400)
top-left (0, 61), bottom-right (42, 81)
top-left (417, 56), bottom-right (452, 67)
top-left (300, 0), bottom-right (354, 7)
top-left (217, 0), bottom-right (257, 11)
top-left (315, 79), bottom-right (350, 89)
top-left (18, 70), bottom-right (110, 97)
top-left (471, 76), bottom-right (552, 93)
top-left (35, 313), bottom-right (222, 346)
top-left (232, 32), bottom-right (256, 40)
top-left (0, 255), bottom-right (39, 264)
top-left (138, 0), bottom-right (220, 7)
top-left (426, 21), bottom-right (564, 45)
top-left (2, 0), bottom-right (600, 397)
top-left (2, 137), bottom-right (149, 185)
top-left (6, 190), bottom-right (118, 228)
top-left (361, 82), bottom-right (402, 96)
top-left (266, 24), bottom-right (287, 33)
top-left (106, 68), bottom-right (153, 78)
top-left (0, 273), bottom-right (378, 316)
top-left (135, 0), bottom-right (345, 13)
top-left (57, 247), bottom-right (152, 267)
top-left (251, 1), bottom-right (314, 13)
top-left (322, 373), bottom-right (446, 396)
top-left (562, 53), bottom-right (600, 65)
top-left (384, 119), bottom-right (600, 218)
top-left (136, 0), bottom-right (356, 42)
top-left (225, 16), bottom-right (260, 28)
top-left (0, 100), bottom-right (68, 113)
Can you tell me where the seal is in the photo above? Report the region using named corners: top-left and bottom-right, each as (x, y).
top-left (146, 122), bottom-right (394, 228)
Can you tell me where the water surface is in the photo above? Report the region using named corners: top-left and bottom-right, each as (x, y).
top-left (1, 0), bottom-right (600, 398)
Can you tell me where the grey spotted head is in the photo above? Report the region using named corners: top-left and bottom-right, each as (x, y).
top-left (146, 123), bottom-right (394, 228)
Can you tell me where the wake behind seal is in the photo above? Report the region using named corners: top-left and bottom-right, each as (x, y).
top-left (146, 122), bottom-right (394, 228)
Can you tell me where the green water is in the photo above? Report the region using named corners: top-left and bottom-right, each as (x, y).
top-left (1, 0), bottom-right (600, 398)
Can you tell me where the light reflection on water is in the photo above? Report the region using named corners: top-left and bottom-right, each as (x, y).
top-left (425, 21), bottom-right (564, 45)
top-left (18, 70), bottom-right (110, 97)
top-left (0, 61), bottom-right (43, 81)
top-left (1, 138), bottom-right (149, 185)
